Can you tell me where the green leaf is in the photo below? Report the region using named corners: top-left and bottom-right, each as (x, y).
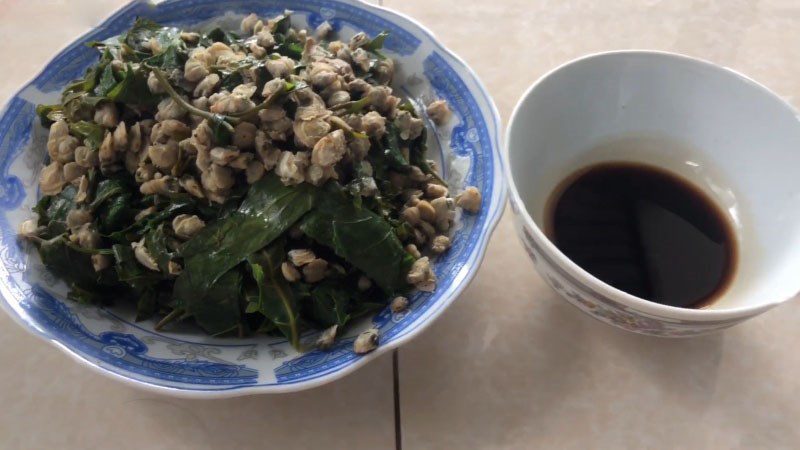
top-left (173, 173), bottom-right (316, 306)
top-left (202, 27), bottom-right (241, 46)
top-left (209, 114), bottom-right (232, 145)
top-left (95, 63), bottom-right (118, 96)
top-left (247, 241), bottom-right (301, 348)
top-left (300, 183), bottom-right (413, 292)
top-left (90, 177), bottom-right (132, 210)
top-left (382, 122), bottom-right (409, 170)
top-left (185, 268), bottom-right (242, 336)
top-left (398, 100), bottom-right (416, 114)
top-left (245, 263), bottom-right (265, 314)
top-left (106, 64), bottom-right (156, 106)
top-left (272, 14), bottom-right (302, 60)
top-left (143, 43), bottom-right (187, 72)
top-left (144, 224), bottom-right (174, 272)
top-left (135, 289), bottom-right (159, 321)
top-left (37, 236), bottom-right (116, 291)
top-left (35, 104), bottom-right (65, 126)
top-left (364, 31), bottom-right (389, 52)
top-left (40, 184), bottom-right (77, 224)
top-left (107, 197), bottom-right (194, 242)
top-left (219, 70), bottom-right (244, 92)
top-left (61, 56), bottom-right (108, 100)
top-left (91, 176), bottom-right (137, 234)
top-left (62, 93), bottom-right (106, 123)
top-left (275, 39), bottom-right (303, 59)
top-left (32, 195), bottom-right (50, 224)
top-left (35, 184), bottom-right (77, 238)
top-left (124, 18), bottom-right (181, 54)
top-left (408, 127), bottom-right (446, 186)
top-left (273, 12), bottom-right (292, 34)
top-left (349, 301), bottom-right (387, 320)
top-left (69, 121), bottom-right (105, 150)
top-left (111, 244), bottom-right (166, 320)
top-left (100, 196), bottom-right (136, 234)
top-left (307, 283), bottom-right (351, 328)
top-left (112, 243), bottom-right (161, 289)
top-left (67, 284), bottom-right (112, 305)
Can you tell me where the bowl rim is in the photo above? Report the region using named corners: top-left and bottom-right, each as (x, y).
top-left (0, 0), bottom-right (506, 397)
top-left (504, 49), bottom-right (799, 323)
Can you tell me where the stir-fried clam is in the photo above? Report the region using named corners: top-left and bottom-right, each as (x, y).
top-left (24, 12), bottom-right (482, 352)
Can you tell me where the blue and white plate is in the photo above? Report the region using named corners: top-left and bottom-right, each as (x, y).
top-left (0, 0), bottom-right (504, 397)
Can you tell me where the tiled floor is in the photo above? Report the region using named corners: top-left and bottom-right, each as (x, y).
top-left (3, 1), bottom-right (800, 449)
top-left (0, 311), bottom-right (396, 449)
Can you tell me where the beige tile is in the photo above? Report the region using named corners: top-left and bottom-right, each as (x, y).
top-left (0, 0), bottom-right (131, 101)
top-left (384, 0), bottom-right (800, 123)
top-left (388, 0), bottom-right (800, 448)
top-left (0, 2), bottom-right (395, 449)
top-left (399, 211), bottom-right (800, 449)
top-left (0, 311), bottom-right (396, 450)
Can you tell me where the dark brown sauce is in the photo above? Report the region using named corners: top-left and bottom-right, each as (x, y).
top-left (546, 162), bottom-right (737, 309)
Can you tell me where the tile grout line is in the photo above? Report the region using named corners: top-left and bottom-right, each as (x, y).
top-left (393, 349), bottom-right (402, 450)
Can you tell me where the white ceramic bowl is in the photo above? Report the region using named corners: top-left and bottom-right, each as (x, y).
top-left (506, 51), bottom-right (800, 336)
top-left (0, 0), bottom-right (504, 396)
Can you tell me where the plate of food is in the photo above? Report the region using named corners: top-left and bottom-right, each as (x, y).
top-left (0, 0), bottom-right (504, 396)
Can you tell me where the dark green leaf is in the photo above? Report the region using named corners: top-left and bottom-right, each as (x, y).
top-left (300, 183), bottom-right (413, 291)
top-left (275, 40), bottom-right (303, 59)
top-left (69, 121), bottom-right (105, 150)
top-left (245, 263), bottom-right (265, 314)
top-left (41, 184), bottom-right (77, 224)
top-left (398, 101), bottom-right (416, 114)
top-left (247, 241), bottom-right (301, 348)
top-left (143, 44), bottom-right (188, 72)
top-left (92, 177), bottom-right (137, 234)
top-left (37, 236), bottom-right (116, 291)
top-left (36, 184), bottom-right (77, 238)
top-left (364, 31), bottom-right (389, 52)
top-left (124, 18), bottom-right (181, 54)
top-left (349, 301), bottom-right (387, 320)
top-left (135, 289), bottom-right (159, 321)
top-left (307, 283), bottom-right (351, 328)
top-left (409, 127), bottom-right (446, 186)
top-left (32, 195), bottom-right (50, 224)
top-left (67, 284), bottom-right (109, 305)
top-left (144, 224), bottom-right (174, 272)
top-left (90, 177), bottom-right (133, 210)
top-left (106, 64), bottom-right (156, 106)
top-left (112, 243), bottom-right (161, 289)
top-left (62, 93), bottom-right (105, 123)
top-left (202, 27), bottom-right (240, 46)
top-left (273, 13), bottom-right (292, 34)
top-left (111, 244), bottom-right (167, 320)
top-left (348, 96), bottom-right (371, 113)
top-left (185, 269), bottom-right (242, 336)
top-left (382, 122), bottom-right (409, 170)
top-left (173, 173), bottom-right (316, 306)
top-left (95, 63), bottom-right (118, 96)
top-left (209, 114), bottom-right (232, 145)
top-left (99, 195), bottom-right (136, 233)
top-left (61, 57), bottom-right (107, 101)
top-left (35, 104), bottom-right (65, 126)
top-left (219, 70), bottom-right (244, 92)
top-left (107, 197), bottom-right (194, 242)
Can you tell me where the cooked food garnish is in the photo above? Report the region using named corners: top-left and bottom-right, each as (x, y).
top-left (22, 12), bottom-right (481, 350)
